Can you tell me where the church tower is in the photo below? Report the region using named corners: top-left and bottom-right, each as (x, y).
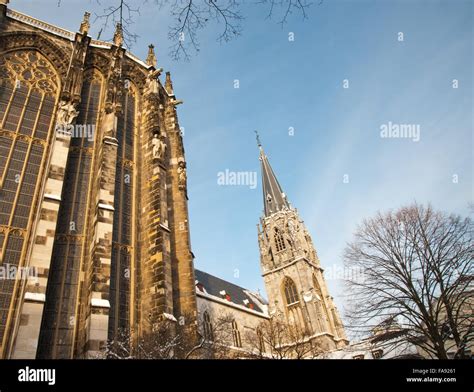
top-left (256, 135), bottom-right (348, 351)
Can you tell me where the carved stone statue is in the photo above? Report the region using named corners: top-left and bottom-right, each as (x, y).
top-left (56, 100), bottom-right (79, 130)
top-left (146, 69), bottom-right (161, 95)
top-left (287, 218), bottom-right (301, 250)
top-left (79, 12), bottom-right (91, 35)
top-left (152, 133), bottom-right (166, 159)
top-left (177, 159), bottom-right (187, 190)
top-left (170, 98), bottom-right (183, 106)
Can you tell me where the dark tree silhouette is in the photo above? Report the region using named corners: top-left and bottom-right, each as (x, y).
top-left (87, 0), bottom-right (316, 60)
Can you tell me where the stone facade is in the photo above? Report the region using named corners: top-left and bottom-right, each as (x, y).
top-left (0, 3), bottom-right (196, 359)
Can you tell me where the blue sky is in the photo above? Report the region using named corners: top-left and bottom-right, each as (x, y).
top-left (12, 0), bottom-right (473, 322)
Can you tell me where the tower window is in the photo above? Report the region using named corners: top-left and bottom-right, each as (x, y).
top-left (313, 274), bottom-right (329, 333)
top-left (231, 320), bottom-right (242, 348)
top-left (202, 311), bottom-right (214, 341)
top-left (315, 301), bottom-right (326, 333)
top-left (372, 349), bottom-right (383, 359)
top-left (274, 227), bottom-right (286, 252)
top-left (283, 278), bottom-right (299, 306)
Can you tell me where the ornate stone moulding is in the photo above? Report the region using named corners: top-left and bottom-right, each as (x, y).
top-left (5, 9), bottom-right (155, 73)
top-left (0, 225), bottom-right (26, 238)
top-left (6, 9), bottom-right (75, 41)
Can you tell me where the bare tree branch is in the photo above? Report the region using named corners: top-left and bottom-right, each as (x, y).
top-left (85, 0), bottom-right (320, 60)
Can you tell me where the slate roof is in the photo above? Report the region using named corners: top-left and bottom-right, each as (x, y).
top-left (195, 269), bottom-right (267, 315)
top-left (259, 145), bottom-right (290, 217)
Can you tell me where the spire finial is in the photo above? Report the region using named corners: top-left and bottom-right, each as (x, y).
top-left (146, 44), bottom-right (157, 67)
top-left (113, 23), bottom-right (123, 46)
top-left (79, 12), bottom-right (91, 35)
top-left (165, 72), bottom-right (174, 95)
top-left (255, 130), bottom-right (262, 148)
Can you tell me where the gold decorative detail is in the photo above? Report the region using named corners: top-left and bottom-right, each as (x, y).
top-left (9, 228), bottom-right (26, 237)
top-left (123, 159), bottom-right (134, 168)
top-left (69, 146), bottom-right (94, 154)
top-left (0, 32), bottom-right (70, 78)
top-left (0, 130), bottom-right (15, 139)
top-left (112, 241), bottom-right (133, 252)
top-left (31, 138), bottom-right (47, 147)
top-left (16, 134), bottom-right (31, 143)
top-left (0, 51), bottom-right (59, 95)
top-left (54, 233), bottom-right (84, 243)
top-left (0, 225), bottom-right (28, 237)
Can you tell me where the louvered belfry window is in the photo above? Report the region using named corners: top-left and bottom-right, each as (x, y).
top-left (274, 227), bottom-right (286, 252)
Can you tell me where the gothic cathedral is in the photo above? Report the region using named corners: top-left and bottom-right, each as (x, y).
top-left (0, 1), bottom-right (347, 359)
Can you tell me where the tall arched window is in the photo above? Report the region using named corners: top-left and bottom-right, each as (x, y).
top-left (40, 67), bottom-right (103, 358)
top-left (231, 320), bottom-right (242, 348)
top-left (313, 274), bottom-right (329, 333)
top-left (282, 277), bottom-right (307, 333)
top-left (283, 277), bottom-right (299, 306)
top-left (0, 50), bottom-right (60, 347)
top-left (203, 311), bottom-right (214, 341)
top-left (274, 227), bottom-right (286, 252)
top-left (110, 83), bottom-right (136, 340)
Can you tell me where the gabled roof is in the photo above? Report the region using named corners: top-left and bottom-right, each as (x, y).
top-left (195, 269), bottom-right (267, 315)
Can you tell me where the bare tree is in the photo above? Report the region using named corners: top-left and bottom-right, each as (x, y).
top-left (344, 203), bottom-right (473, 359)
top-left (85, 0), bottom-right (317, 60)
top-left (245, 316), bottom-right (323, 359)
top-left (105, 312), bottom-right (234, 359)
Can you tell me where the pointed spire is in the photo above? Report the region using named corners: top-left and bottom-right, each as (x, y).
top-left (146, 44), bottom-right (157, 67)
top-left (79, 12), bottom-right (91, 35)
top-left (256, 132), bottom-right (290, 217)
top-left (165, 72), bottom-right (174, 95)
top-left (113, 23), bottom-right (123, 46)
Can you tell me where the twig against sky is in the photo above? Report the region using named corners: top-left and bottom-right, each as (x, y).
top-left (89, 0), bottom-right (317, 60)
